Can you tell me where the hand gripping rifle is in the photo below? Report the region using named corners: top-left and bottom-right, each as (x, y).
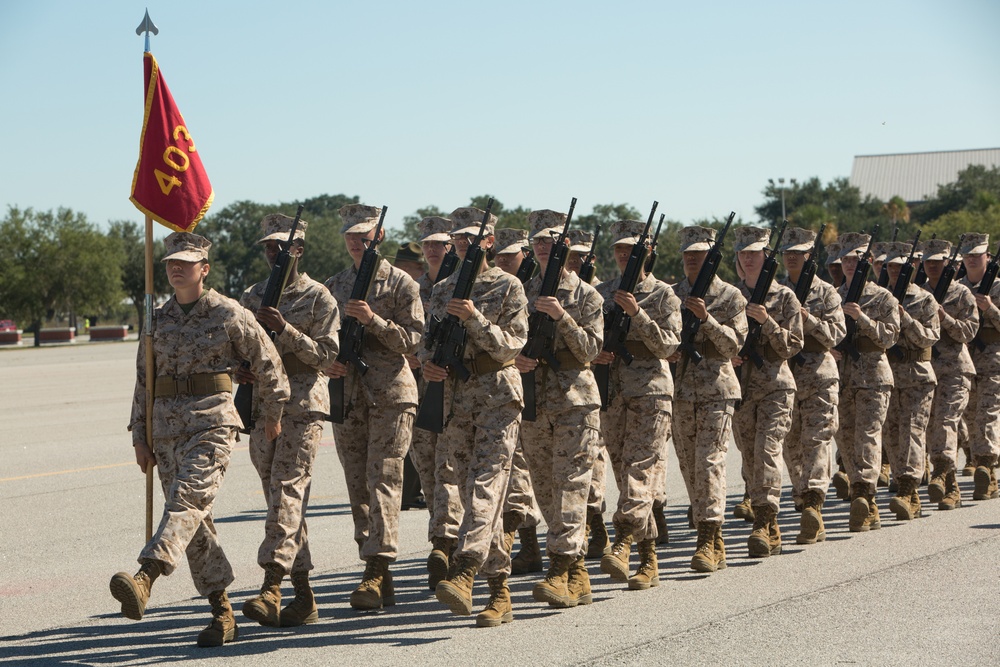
top-left (515, 245), bottom-right (538, 284)
top-left (644, 214), bottom-right (666, 275)
top-left (415, 199), bottom-right (494, 433)
top-left (234, 204), bottom-right (304, 433)
top-left (327, 206), bottom-right (388, 423)
top-left (877, 224), bottom-right (899, 288)
top-left (676, 212), bottom-right (736, 379)
top-left (834, 224), bottom-right (879, 361)
top-left (790, 223), bottom-right (826, 367)
top-left (890, 231), bottom-right (922, 361)
top-left (932, 235), bottom-right (964, 305)
top-left (737, 219), bottom-right (788, 370)
top-left (971, 239), bottom-right (1000, 352)
top-left (521, 197), bottom-right (576, 421)
top-left (578, 224), bottom-right (601, 284)
top-left (593, 201), bottom-right (658, 410)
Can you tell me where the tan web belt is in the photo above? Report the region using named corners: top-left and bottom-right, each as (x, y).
top-left (154, 372), bottom-right (233, 397)
top-left (467, 353), bottom-right (516, 375)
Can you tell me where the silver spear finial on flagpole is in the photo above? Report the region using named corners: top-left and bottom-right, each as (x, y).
top-left (135, 9), bottom-right (159, 53)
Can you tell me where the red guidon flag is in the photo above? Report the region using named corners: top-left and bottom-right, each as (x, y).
top-left (130, 52), bottom-right (213, 232)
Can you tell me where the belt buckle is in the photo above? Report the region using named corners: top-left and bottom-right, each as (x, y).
top-left (176, 375), bottom-right (192, 395)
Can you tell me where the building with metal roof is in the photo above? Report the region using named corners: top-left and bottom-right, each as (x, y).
top-left (849, 148), bottom-right (1000, 204)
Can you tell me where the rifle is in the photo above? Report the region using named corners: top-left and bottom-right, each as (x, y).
top-left (515, 246), bottom-right (537, 284)
top-left (971, 239), bottom-right (1000, 351)
top-left (578, 224), bottom-right (601, 284)
top-left (415, 199), bottom-right (494, 433)
top-left (234, 205), bottom-right (304, 433)
top-left (790, 223), bottom-right (826, 367)
top-left (327, 206), bottom-right (388, 423)
top-left (644, 214), bottom-right (666, 275)
top-left (889, 231), bottom-right (922, 361)
top-left (737, 220), bottom-right (788, 370)
top-left (913, 233), bottom-right (935, 287)
top-left (521, 198), bottom-right (576, 421)
top-left (834, 225), bottom-right (879, 361)
top-left (437, 245), bottom-right (459, 284)
top-left (676, 213), bottom-right (736, 377)
top-left (931, 235), bottom-right (964, 304)
top-left (877, 225), bottom-right (899, 288)
top-left (593, 201), bottom-right (658, 410)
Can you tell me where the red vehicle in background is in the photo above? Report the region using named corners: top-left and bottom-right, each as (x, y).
top-left (0, 320), bottom-right (17, 332)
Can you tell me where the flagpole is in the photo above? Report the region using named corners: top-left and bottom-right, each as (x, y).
top-left (136, 8), bottom-right (159, 543)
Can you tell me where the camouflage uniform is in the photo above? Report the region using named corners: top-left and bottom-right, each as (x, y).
top-left (733, 274), bottom-right (803, 514)
top-left (836, 239), bottom-right (900, 496)
top-left (421, 263), bottom-right (529, 578)
top-left (959, 256), bottom-right (1000, 468)
top-left (778, 272), bottom-right (844, 505)
top-left (884, 276), bottom-right (939, 484)
top-left (672, 276), bottom-right (748, 525)
top-left (130, 285), bottom-right (289, 595)
top-left (240, 265), bottom-right (339, 574)
top-left (520, 266), bottom-right (604, 557)
top-left (325, 257), bottom-right (424, 561)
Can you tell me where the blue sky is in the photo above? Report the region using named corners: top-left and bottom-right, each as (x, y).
top-left (1, 1), bottom-right (998, 237)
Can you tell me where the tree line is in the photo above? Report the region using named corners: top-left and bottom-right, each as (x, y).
top-left (2, 166), bottom-right (998, 339)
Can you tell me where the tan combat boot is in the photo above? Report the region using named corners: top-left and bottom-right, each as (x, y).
top-left (110, 559), bottom-right (162, 621)
top-left (533, 553), bottom-right (574, 607)
top-left (427, 536), bottom-right (455, 591)
top-left (197, 590), bottom-right (238, 647)
top-left (733, 492), bottom-right (754, 522)
top-left (511, 527), bottom-right (543, 575)
top-left (652, 501), bottom-right (669, 545)
top-left (938, 470), bottom-right (963, 510)
top-left (889, 476), bottom-right (921, 520)
top-left (927, 464), bottom-right (948, 504)
top-left (714, 523), bottom-right (727, 569)
top-left (961, 446), bottom-right (975, 477)
top-left (242, 563), bottom-right (284, 626)
top-left (627, 540), bottom-right (659, 590)
top-left (280, 570), bottom-right (318, 627)
top-left (691, 521), bottom-right (719, 573)
top-left (797, 489), bottom-right (826, 544)
top-left (436, 556), bottom-right (478, 616)
top-left (476, 575), bottom-right (513, 627)
top-left (973, 456), bottom-right (999, 501)
top-left (599, 526), bottom-right (633, 582)
top-left (747, 505), bottom-right (780, 557)
top-left (586, 511), bottom-right (611, 559)
top-left (566, 556), bottom-right (593, 605)
top-left (350, 555), bottom-right (394, 610)
top-left (849, 487), bottom-right (873, 532)
top-left (832, 470), bottom-right (851, 501)
top-left (878, 460), bottom-right (891, 487)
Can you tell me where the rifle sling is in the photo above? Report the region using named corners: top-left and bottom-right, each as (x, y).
top-left (155, 373), bottom-right (233, 397)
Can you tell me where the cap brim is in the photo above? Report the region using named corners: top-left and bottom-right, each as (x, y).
top-left (961, 244), bottom-right (988, 255)
top-left (838, 246), bottom-right (866, 259)
top-left (736, 241), bottom-right (768, 252)
top-left (419, 232), bottom-right (452, 242)
top-left (161, 250), bottom-right (207, 262)
top-left (780, 242), bottom-right (813, 252)
top-left (342, 221), bottom-right (379, 235)
top-left (887, 257), bottom-right (907, 265)
top-left (681, 241), bottom-right (713, 252)
top-left (257, 231), bottom-right (305, 244)
top-left (611, 236), bottom-right (640, 246)
top-left (451, 225), bottom-right (495, 237)
top-left (569, 244), bottom-right (591, 253)
top-left (529, 227), bottom-right (563, 240)
top-left (923, 252), bottom-right (949, 261)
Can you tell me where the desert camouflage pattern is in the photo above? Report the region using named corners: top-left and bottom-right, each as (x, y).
top-left (960, 275), bottom-right (1000, 462)
top-left (732, 281), bottom-right (801, 511)
top-left (140, 426), bottom-right (237, 595)
top-left (421, 264), bottom-right (528, 577)
top-left (672, 276), bottom-right (748, 401)
top-left (836, 281), bottom-right (899, 493)
top-left (505, 442), bottom-right (542, 529)
top-left (778, 275), bottom-right (844, 502)
top-left (519, 268), bottom-right (603, 556)
top-left (888, 283), bottom-right (939, 388)
top-left (587, 445), bottom-right (609, 515)
top-left (129, 289), bottom-right (290, 443)
top-left (673, 399), bottom-right (736, 524)
top-left (324, 258), bottom-right (424, 408)
top-left (240, 273), bottom-right (340, 415)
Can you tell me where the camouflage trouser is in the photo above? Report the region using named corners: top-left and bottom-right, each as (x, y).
top-left (249, 411), bottom-right (323, 574)
top-left (142, 426), bottom-right (235, 596)
top-left (587, 445), bottom-right (608, 515)
top-left (673, 399), bottom-right (734, 525)
top-left (967, 371), bottom-right (1000, 463)
top-left (520, 406), bottom-right (601, 557)
top-left (733, 388), bottom-right (794, 512)
top-left (885, 384), bottom-right (934, 482)
top-left (410, 425), bottom-right (463, 542)
top-left (928, 372), bottom-right (972, 470)
top-left (503, 442), bottom-right (542, 529)
top-left (838, 385), bottom-right (891, 494)
top-left (601, 393), bottom-right (671, 541)
top-left (333, 401), bottom-right (415, 562)
top-left (783, 381), bottom-right (838, 503)
top-left (439, 400), bottom-right (521, 578)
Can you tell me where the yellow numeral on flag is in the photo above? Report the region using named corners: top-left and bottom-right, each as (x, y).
top-left (154, 169), bottom-right (182, 196)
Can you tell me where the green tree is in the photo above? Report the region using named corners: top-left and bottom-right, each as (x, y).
top-left (573, 203), bottom-right (642, 283)
top-left (912, 164), bottom-right (1000, 224)
top-left (755, 176), bottom-right (884, 239)
top-left (922, 205), bottom-right (1000, 251)
top-left (107, 220), bottom-right (170, 331)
